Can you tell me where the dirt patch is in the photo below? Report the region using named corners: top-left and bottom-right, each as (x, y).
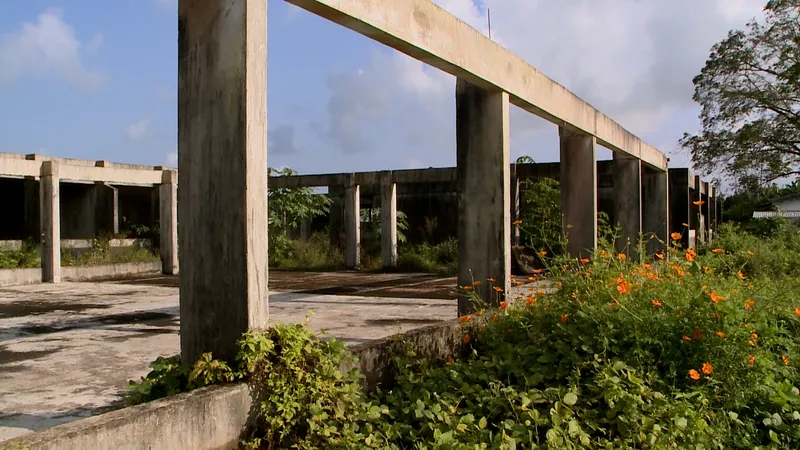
top-left (15, 310), bottom-right (178, 337)
top-left (0, 345), bottom-right (63, 365)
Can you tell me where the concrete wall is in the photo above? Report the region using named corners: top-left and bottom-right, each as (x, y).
top-left (62, 261), bottom-right (161, 282)
top-left (2, 321), bottom-right (460, 450)
top-left (0, 268), bottom-right (41, 286)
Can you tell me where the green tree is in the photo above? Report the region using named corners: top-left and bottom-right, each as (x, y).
top-left (680, 0), bottom-right (800, 188)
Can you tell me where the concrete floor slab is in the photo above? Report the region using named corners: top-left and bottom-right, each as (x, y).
top-left (0, 274), bottom-right (459, 441)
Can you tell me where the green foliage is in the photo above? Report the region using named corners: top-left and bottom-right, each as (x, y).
top-left (270, 232), bottom-right (344, 271)
top-left (700, 222), bottom-right (800, 278)
top-left (60, 238), bottom-right (159, 266)
top-left (361, 208), bottom-right (409, 245)
top-left (397, 238), bottom-right (459, 276)
top-left (518, 177), bottom-right (564, 254)
top-left (0, 240), bottom-right (40, 269)
top-left (680, 0), bottom-right (800, 187)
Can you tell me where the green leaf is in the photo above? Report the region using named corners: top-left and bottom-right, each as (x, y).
top-left (563, 392), bottom-right (578, 406)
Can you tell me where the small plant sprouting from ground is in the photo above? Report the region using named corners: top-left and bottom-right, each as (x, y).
top-left (60, 238), bottom-right (159, 267)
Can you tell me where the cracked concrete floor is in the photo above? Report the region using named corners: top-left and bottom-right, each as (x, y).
top-left (0, 273), bottom-right (464, 442)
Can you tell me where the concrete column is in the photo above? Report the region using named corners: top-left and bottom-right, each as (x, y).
top-left (559, 127), bottom-right (597, 258)
top-left (328, 185), bottom-right (344, 250)
top-left (643, 167), bottom-right (669, 254)
top-left (94, 183), bottom-right (119, 236)
top-left (707, 186), bottom-right (715, 241)
top-left (612, 153), bottom-right (642, 258)
top-left (40, 161), bottom-right (61, 283)
top-left (510, 164), bottom-right (521, 247)
top-left (178, 0), bottom-right (268, 364)
top-left (380, 171), bottom-right (397, 269)
top-left (23, 177), bottom-right (40, 240)
top-left (692, 176), bottom-right (706, 244)
top-left (668, 169), bottom-right (691, 249)
top-left (299, 218), bottom-right (310, 243)
top-left (455, 79), bottom-right (511, 314)
top-left (159, 170), bottom-right (179, 275)
top-left (344, 175), bottom-right (361, 270)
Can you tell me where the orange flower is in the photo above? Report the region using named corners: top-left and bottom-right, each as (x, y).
top-left (702, 362), bottom-right (713, 375)
top-left (580, 257), bottom-right (590, 265)
top-left (744, 299), bottom-right (755, 310)
top-left (472, 280), bottom-right (481, 286)
top-left (560, 314), bottom-right (569, 324)
top-left (538, 250), bottom-right (547, 257)
top-left (783, 355), bottom-right (791, 366)
top-left (737, 271), bottom-right (746, 280)
top-left (651, 299), bottom-right (663, 307)
top-left (493, 286), bottom-right (504, 293)
top-left (693, 329), bottom-right (703, 341)
top-left (498, 301), bottom-right (507, 310)
top-left (490, 314), bottom-right (498, 321)
top-left (533, 269), bottom-right (543, 274)
top-left (744, 323), bottom-right (750, 329)
top-left (516, 281), bottom-right (525, 286)
top-left (655, 252), bottom-right (665, 260)
top-left (685, 249), bottom-right (697, 262)
top-left (463, 334), bottom-right (471, 344)
top-left (670, 232), bottom-right (682, 240)
top-left (458, 315), bottom-right (472, 323)
top-left (709, 292), bottom-right (725, 304)
top-left (525, 296), bottom-right (537, 306)
top-left (617, 253), bottom-right (627, 261)
top-left (682, 335), bottom-right (692, 341)
top-left (747, 251), bottom-right (755, 256)
top-left (487, 277), bottom-right (495, 283)
top-left (464, 285), bottom-right (473, 291)
top-left (528, 277), bottom-right (535, 282)
top-left (711, 248), bottom-right (724, 254)
top-left (682, 222), bottom-right (690, 228)
top-left (616, 280), bottom-right (631, 294)
top-left (751, 332), bottom-right (759, 340)
top-left (749, 340), bottom-right (757, 347)
top-left (689, 369), bottom-right (700, 380)
top-left (716, 331), bottom-right (726, 338)
top-left (748, 355), bottom-right (756, 365)
top-left (513, 219), bottom-right (523, 225)
top-left (693, 200), bottom-right (705, 206)
top-left (795, 308), bottom-right (800, 318)
top-left (642, 263), bottom-right (653, 271)
top-left (447, 357), bottom-right (455, 365)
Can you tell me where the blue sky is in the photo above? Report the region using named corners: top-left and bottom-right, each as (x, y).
top-left (0, 0), bottom-right (764, 178)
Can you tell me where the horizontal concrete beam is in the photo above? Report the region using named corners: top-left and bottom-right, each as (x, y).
top-left (0, 153), bottom-right (164, 186)
top-left (285, 0), bottom-right (668, 171)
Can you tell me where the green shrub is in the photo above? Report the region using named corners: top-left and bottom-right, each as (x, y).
top-left (270, 232), bottom-right (344, 271)
top-left (0, 240), bottom-right (40, 269)
top-left (60, 238), bottom-right (159, 266)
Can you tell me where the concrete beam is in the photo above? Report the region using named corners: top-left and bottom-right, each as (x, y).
top-left (40, 161), bottom-right (61, 283)
top-left (380, 172), bottom-right (397, 269)
top-left (344, 175), bottom-right (361, 270)
top-left (612, 153), bottom-right (642, 258)
top-left (643, 167), bottom-right (669, 254)
top-left (285, 0), bottom-right (667, 171)
top-left (560, 127), bottom-right (597, 258)
top-left (160, 170), bottom-right (179, 275)
top-left (456, 79), bottom-right (510, 314)
top-left (178, 0), bottom-right (268, 364)
top-left (0, 157), bottom-right (162, 186)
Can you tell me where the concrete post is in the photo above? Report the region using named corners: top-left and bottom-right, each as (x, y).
top-left (455, 79), bottom-right (510, 314)
top-left (328, 185), bottom-right (344, 250)
top-left (692, 176), bottom-right (706, 244)
top-left (643, 167), bottom-right (669, 254)
top-left (559, 127), bottom-right (597, 258)
top-left (40, 161), bottom-right (61, 283)
top-left (510, 164), bottom-right (521, 247)
top-left (344, 175), bottom-right (361, 270)
top-left (612, 153), bottom-right (642, 258)
top-left (178, 0), bottom-right (268, 364)
top-left (707, 185), bottom-right (715, 241)
top-left (380, 171), bottom-right (397, 269)
top-left (299, 218), bottom-right (310, 243)
top-left (159, 170), bottom-right (179, 275)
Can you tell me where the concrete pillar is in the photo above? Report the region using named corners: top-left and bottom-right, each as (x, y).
top-left (159, 170), bottom-right (178, 275)
top-left (692, 176), bottom-right (706, 244)
top-left (510, 164), bottom-right (521, 246)
top-left (328, 185), bottom-right (344, 249)
top-left (178, 0), bottom-right (268, 364)
top-left (344, 175), bottom-right (361, 270)
top-left (94, 183), bottom-right (119, 236)
top-left (668, 169), bottom-right (691, 249)
top-left (299, 218), bottom-right (310, 243)
top-left (40, 161), bottom-right (61, 283)
top-left (707, 186), bottom-right (715, 241)
top-left (612, 153), bottom-right (642, 258)
top-left (455, 79), bottom-right (510, 314)
top-left (643, 167), bottom-right (669, 254)
top-left (380, 171), bottom-right (397, 269)
top-left (23, 177), bottom-right (40, 240)
top-left (559, 127), bottom-right (597, 258)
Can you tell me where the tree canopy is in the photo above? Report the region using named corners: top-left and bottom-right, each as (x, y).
top-left (681, 0), bottom-right (800, 189)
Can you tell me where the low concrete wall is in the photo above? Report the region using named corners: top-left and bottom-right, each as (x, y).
top-left (2, 321), bottom-right (461, 450)
top-left (0, 268), bottom-right (40, 286)
top-left (62, 261), bottom-right (161, 282)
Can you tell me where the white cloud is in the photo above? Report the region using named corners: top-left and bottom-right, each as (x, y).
top-left (126, 119), bottom-right (151, 141)
top-left (308, 0), bottom-right (764, 167)
top-left (268, 125), bottom-right (299, 154)
top-left (0, 9), bottom-right (107, 90)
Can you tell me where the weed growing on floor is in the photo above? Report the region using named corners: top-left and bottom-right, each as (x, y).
top-left (60, 238), bottom-right (159, 266)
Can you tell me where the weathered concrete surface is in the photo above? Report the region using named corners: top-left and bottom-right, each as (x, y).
top-left (613, 153), bottom-right (642, 258)
top-left (61, 262), bottom-right (161, 282)
top-left (0, 269), bottom-right (41, 287)
top-left (560, 127), bottom-right (597, 258)
top-left (159, 170), bottom-right (178, 275)
top-left (344, 176), bottom-right (361, 270)
top-left (40, 161), bottom-right (60, 284)
top-left (455, 79), bottom-right (510, 314)
top-left (643, 167), bottom-right (669, 253)
top-left (380, 172), bottom-right (397, 269)
top-left (177, 0), bottom-right (269, 364)
top-left (0, 273), bottom-right (468, 441)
